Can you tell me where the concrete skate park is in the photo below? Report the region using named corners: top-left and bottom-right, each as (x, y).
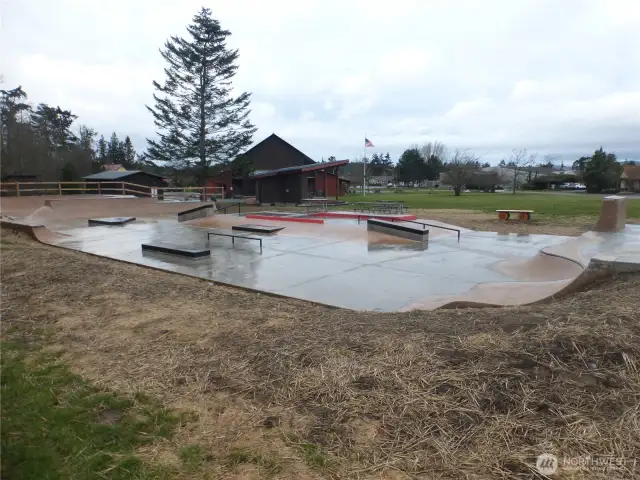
top-left (2, 194), bottom-right (639, 311)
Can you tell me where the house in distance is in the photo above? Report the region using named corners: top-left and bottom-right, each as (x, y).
top-left (83, 170), bottom-right (167, 196)
top-left (206, 134), bottom-right (349, 203)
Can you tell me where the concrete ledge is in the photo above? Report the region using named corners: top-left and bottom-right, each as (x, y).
top-left (245, 214), bottom-right (324, 224)
top-left (232, 224), bottom-right (284, 234)
top-left (367, 218), bottom-right (429, 242)
top-left (141, 242), bottom-right (210, 257)
top-left (594, 195), bottom-right (627, 232)
top-left (177, 204), bottom-right (216, 222)
top-left (88, 217), bottom-right (136, 226)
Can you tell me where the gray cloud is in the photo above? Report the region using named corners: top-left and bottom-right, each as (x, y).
top-left (2, 0), bottom-right (639, 164)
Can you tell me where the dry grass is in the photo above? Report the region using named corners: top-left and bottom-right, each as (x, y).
top-left (2, 230), bottom-right (640, 479)
top-left (410, 209), bottom-right (636, 236)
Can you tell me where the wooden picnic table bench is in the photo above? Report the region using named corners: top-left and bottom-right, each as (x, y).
top-left (354, 202), bottom-right (406, 214)
top-left (298, 198), bottom-right (328, 213)
top-left (496, 209), bottom-right (534, 221)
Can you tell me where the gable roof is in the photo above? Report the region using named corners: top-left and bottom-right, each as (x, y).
top-left (622, 165), bottom-right (640, 179)
top-left (83, 170), bottom-right (165, 181)
top-left (250, 159), bottom-right (349, 179)
top-left (102, 164), bottom-right (125, 171)
top-left (242, 133), bottom-right (316, 165)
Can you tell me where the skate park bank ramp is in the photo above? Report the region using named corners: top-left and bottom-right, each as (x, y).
top-left (1, 196), bottom-right (210, 228)
top-left (2, 195), bottom-right (639, 311)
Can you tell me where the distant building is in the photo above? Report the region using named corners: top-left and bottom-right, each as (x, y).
top-left (83, 170), bottom-right (167, 196)
top-left (206, 134), bottom-right (316, 197)
top-left (102, 164), bottom-right (127, 172)
top-left (620, 165), bottom-right (640, 192)
top-left (251, 159), bottom-right (350, 204)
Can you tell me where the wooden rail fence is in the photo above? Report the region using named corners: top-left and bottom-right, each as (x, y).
top-left (0, 181), bottom-right (224, 199)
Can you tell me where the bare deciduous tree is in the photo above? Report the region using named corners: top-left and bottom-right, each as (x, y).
top-left (443, 149), bottom-right (480, 196)
top-left (420, 141), bottom-right (447, 161)
top-left (504, 148), bottom-right (537, 194)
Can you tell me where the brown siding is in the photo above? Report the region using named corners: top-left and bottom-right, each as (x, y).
top-left (256, 173), bottom-right (304, 204)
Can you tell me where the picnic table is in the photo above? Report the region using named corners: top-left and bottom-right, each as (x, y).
top-left (353, 201), bottom-right (406, 214)
top-left (496, 209), bottom-right (533, 221)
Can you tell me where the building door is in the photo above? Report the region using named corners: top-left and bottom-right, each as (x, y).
top-left (307, 177), bottom-right (315, 198)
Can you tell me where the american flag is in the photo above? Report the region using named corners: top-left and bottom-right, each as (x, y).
top-left (364, 138), bottom-right (374, 147)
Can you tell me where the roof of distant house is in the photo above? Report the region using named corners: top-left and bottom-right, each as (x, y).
top-left (622, 165), bottom-right (640, 179)
top-left (102, 164), bottom-right (125, 171)
top-left (83, 170), bottom-right (165, 180)
top-left (249, 159), bottom-right (349, 179)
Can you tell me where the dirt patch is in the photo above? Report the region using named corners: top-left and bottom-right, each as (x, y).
top-left (2, 231), bottom-right (640, 479)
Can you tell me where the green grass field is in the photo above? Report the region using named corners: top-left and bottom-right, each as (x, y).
top-left (340, 190), bottom-right (640, 217)
top-left (1, 339), bottom-right (185, 479)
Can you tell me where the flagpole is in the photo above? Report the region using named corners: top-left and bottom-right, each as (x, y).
top-left (363, 133), bottom-right (366, 197)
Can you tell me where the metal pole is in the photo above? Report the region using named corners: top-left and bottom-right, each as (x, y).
top-left (363, 133), bottom-right (366, 197)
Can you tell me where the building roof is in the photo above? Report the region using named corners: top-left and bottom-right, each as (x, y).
top-left (250, 160), bottom-right (349, 179)
top-left (622, 165), bottom-right (640, 179)
top-left (242, 133), bottom-right (316, 165)
top-left (83, 170), bottom-right (165, 181)
top-left (102, 164), bottom-right (125, 171)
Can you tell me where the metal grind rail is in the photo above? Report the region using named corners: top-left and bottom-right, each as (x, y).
top-left (207, 230), bottom-right (262, 253)
top-left (217, 202), bottom-right (243, 215)
top-left (395, 219), bottom-right (461, 241)
top-left (357, 216), bottom-right (461, 241)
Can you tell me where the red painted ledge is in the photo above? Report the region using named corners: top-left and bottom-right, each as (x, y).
top-left (313, 212), bottom-right (417, 221)
top-left (245, 214), bottom-right (324, 224)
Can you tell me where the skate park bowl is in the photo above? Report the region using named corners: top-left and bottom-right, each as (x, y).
top-left (1, 195), bottom-right (639, 312)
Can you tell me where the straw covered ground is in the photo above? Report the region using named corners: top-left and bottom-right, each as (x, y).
top-left (2, 229), bottom-right (640, 479)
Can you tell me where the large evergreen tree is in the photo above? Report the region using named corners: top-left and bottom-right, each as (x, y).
top-left (146, 7), bottom-right (256, 183)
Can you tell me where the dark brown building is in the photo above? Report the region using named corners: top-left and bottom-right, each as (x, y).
top-left (206, 134), bottom-right (317, 197)
top-left (252, 159), bottom-right (350, 204)
top-left (83, 170), bottom-right (167, 196)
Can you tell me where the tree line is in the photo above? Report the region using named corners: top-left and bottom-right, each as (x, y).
top-left (0, 85), bottom-right (147, 181)
top-left (2, 6), bottom-right (635, 196)
top-left (339, 143), bottom-right (633, 196)
top-left (2, 7), bottom-right (255, 186)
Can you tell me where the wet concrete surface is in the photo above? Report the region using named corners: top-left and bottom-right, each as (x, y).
top-left (42, 214), bottom-right (629, 311)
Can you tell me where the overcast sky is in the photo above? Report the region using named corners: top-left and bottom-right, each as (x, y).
top-left (2, 0), bottom-right (639, 164)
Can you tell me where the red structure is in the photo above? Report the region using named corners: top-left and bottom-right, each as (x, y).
top-left (205, 169), bottom-right (233, 197)
top-left (251, 159), bottom-right (350, 204)
top-left (205, 134), bottom-right (318, 198)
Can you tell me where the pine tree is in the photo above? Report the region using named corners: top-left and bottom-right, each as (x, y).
top-left (77, 125), bottom-right (97, 160)
top-left (1, 86), bottom-right (31, 171)
top-left (96, 135), bottom-right (107, 162)
top-left (145, 7), bottom-right (256, 183)
top-left (122, 135), bottom-right (136, 168)
top-left (30, 104), bottom-right (77, 158)
top-left (107, 132), bottom-right (122, 164)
